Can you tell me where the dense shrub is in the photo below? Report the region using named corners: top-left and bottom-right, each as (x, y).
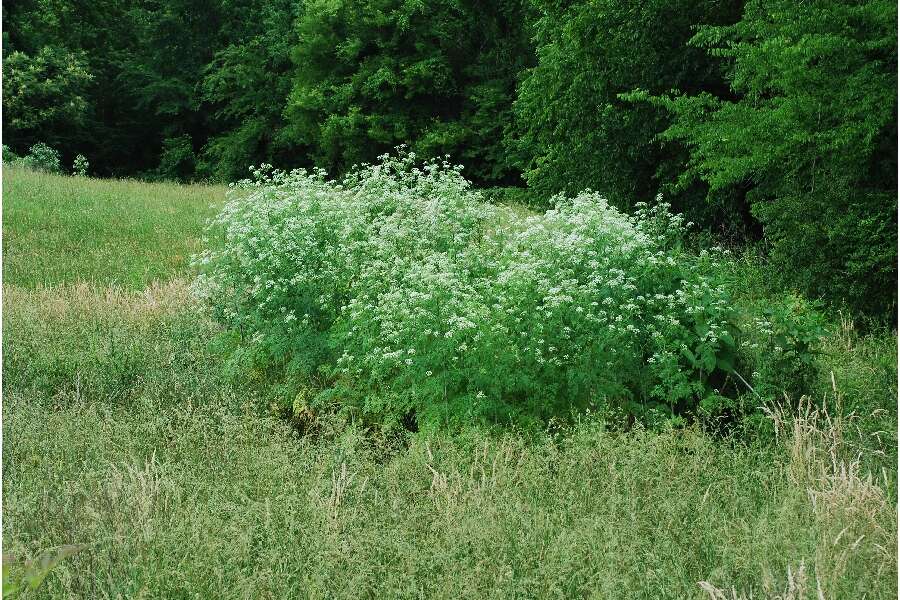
top-left (2, 145), bottom-right (21, 165)
top-left (735, 294), bottom-right (829, 401)
top-left (21, 142), bottom-right (62, 173)
top-left (195, 152), bottom-right (751, 430)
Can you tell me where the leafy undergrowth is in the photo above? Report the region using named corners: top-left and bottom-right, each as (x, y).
top-left (3, 168), bottom-right (897, 598)
top-left (196, 152), bottom-right (814, 430)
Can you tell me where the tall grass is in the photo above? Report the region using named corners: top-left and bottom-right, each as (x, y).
top-left (2, 166), bottom-right (224, 289)
top-left (2, 168), bottom-right (897, 598)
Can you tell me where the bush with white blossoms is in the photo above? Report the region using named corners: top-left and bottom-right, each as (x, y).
top-left (72, 154), bottom-right (89, 177)
top-left (21, 142), bottom-right (62, 174)
top-left (194, 150), bottom-right (742, 429)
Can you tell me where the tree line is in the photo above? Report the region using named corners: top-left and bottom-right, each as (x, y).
top-left (3, 0), bottom-right (896, 317)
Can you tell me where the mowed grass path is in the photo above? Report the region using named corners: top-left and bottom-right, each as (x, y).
top-left (2, 169), bottom-right (897, 599)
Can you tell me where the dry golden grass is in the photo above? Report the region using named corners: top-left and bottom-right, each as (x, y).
top-left (698, 396), bottom-right (897, 599)
top-left (4, 279), bottom-right (194, 322)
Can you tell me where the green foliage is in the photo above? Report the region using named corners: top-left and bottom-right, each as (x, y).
top-left (2, 145), bottom-right (22, 165)
top-left (21, 142), bottom-right (63, 173)
top-left (3, 0), bottom-right (535, 185)
top-left (737, 294), bottom-right (829, 400)
top-left (2, 0), bottom-right (894, 328)
top-left (196, 152), bottom-right (746, 429)
top-left (198, 0), bottom-right (301, 182)
top-left (481, 186), bottom-right (542, 209)
top-left (644, 0), bottom-right (898, 318)
top-left (2, 46), bottom-right (93, 149)
top-left (155, 135), bottom-right (196, 181)
top-left (4, 167), bottom-right (896, 599)
top-left (285, 0), bottom-right (534, 185)
top-left (511, 0), bottom-right (743, 215)
top-left (3, 0), bottom-right (241, 178)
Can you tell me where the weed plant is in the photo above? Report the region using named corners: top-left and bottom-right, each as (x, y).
top-left (196, 152), bottom-right (752, 429)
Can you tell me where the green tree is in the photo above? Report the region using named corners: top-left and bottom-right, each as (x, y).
top-left (285, 0), bottom-right (535, 184)
top-left (511, 0), bottom-right (744, 214)
top-left (3, 0), bottom-right (231, 178)
top-left (114, 0), bottom-right (226, 178)
top-left (3, 0), bottom-right (145, 174)
top-left (2, 46), bottom-right (93, 149)
top-left (199, 0), bottom-right (303, 181)
top-left (646, 0), bottom-right (897, 318)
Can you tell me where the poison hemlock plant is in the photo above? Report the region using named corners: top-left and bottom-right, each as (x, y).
top-left (194, 151), bottom-right (793, 430)
top-left (21, 142), bottom-right (62, 173)
top-left (72, 154), bottom-right (89, 176)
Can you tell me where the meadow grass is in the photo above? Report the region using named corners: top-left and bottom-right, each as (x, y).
top-left (2, 169), bottom-right (897, 598)
top-left (2, 167), bottom-right (224, 289)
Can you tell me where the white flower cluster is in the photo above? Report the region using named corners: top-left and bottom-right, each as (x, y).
top-left (193, 151), bottom-right (735, 426)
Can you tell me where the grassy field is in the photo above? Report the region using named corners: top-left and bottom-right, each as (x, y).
top-left (2, 168), bottom-right (225, 289)
top-left (3, 167), bottom-right (897, 598)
